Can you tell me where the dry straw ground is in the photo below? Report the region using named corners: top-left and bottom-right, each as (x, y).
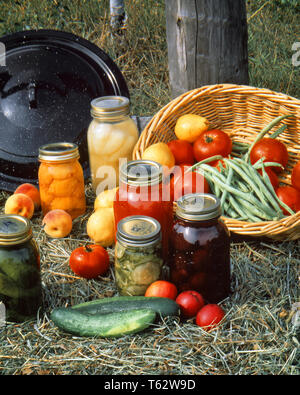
top-left (0, 0), bottom-right (299, 376)
top-left (0, 185), bottom-right (299, 375)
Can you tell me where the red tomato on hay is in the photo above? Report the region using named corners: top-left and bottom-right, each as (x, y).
top-left (176, 290), bottom-right (205, 319)
top-left (196, 304), bottom-right (225, 331)
top-left (145, 280), bottom-right (178, 300)
top-left (69, 244), bottom-right (110, 279)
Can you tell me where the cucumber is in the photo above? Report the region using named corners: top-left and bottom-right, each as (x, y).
top-left (71, 296), bottom-right (180, 318)
top-left (50, 307), bottom-right (156, 338)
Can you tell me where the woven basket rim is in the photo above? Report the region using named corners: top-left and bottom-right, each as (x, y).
top-left (133, 84), bottom-right (300, 240)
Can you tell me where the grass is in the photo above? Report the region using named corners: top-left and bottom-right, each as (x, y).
top-left (0, 0), bottom-right (299, 115)
top-left (0, 0), bottom-right (299, 376)
top-left (0, 187), bottom-right (299, 375)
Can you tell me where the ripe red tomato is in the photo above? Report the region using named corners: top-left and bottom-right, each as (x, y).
top-left (145, 280), bottom-right (178, 300)
top-left (193, 129), bottom-right (232, 165)
top-left (250, 138), bottom-right (288, 173)
top-left (275, 186), bottom-right (300, 215)
top-left (169, 165), bottom-right (210, 201)
top-left (291, 160), bottom-right (300, 191)
top-left (69, 244), bottom-right (110, 279)
top-left (195, 304), bottom-right (225, 331)
top-left (167, 139), bottom-right (195, 165)
top-left (257, 167), bottom-right (279, 190)
top-left (175, 290), bottom-right (205, 319)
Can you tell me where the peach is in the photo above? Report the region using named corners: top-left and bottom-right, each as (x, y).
top-left (14, 183), bottom-right (41, 209)
top-left (42, 209), bottom-right (72, 238)
top-left (4, 193), bottom-right (35, 219)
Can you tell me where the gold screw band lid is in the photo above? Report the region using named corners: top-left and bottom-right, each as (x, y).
top-left (119, 160), bottom-right (163, 186)
top-left (38, 142), bottom-right (79, 162)
top-left (0, 214), bottom-right (32, 246)
top-left (116, 215), bottom-right (161, 247)
top-left (176, 193), bottom-right (222, 221)
top-left (90, 96), bottom-right (130, 119)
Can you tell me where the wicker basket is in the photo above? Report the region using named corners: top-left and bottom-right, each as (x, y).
top-left (133, 84), bottom-right (300, 240)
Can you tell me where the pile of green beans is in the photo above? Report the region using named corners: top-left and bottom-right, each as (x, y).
top-left (189, 115), bottom-right (295, 222)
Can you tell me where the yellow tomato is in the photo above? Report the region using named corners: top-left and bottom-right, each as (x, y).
top-left (174, 114), bottom-right (209, 143)
top-left (141, 142), bottom-right (175, 169)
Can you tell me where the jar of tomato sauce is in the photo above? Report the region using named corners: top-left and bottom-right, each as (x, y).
top-left (113, 160), bottom-right (173, 262)
top-left (38, 142), bottom-right (86, 219)
top-left (168, 193), bottom-right (231, 303)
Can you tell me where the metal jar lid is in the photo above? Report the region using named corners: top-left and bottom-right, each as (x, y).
top-left (38, 142), bottom-right (80, 162)
top-left (0, 214), bottom-right (33, 246)
top-left (176, 193), bottom-right (222, 221)
top-left (119, 160), bottom-right (163, 187)
top-left (116, 215), bottom-right (161, 247)
top-left (90, 96), bottom-right (130, 120)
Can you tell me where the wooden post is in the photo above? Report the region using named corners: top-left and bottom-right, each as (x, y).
top-left (165, 0), bottom-right (249, 98)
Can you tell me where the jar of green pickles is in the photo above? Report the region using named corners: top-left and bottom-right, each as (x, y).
top-left (115, 216), bottom-right (163, 296)
top-left (0, 214), bottom-right (42, 323)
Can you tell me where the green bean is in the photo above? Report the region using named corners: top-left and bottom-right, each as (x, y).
top-left (222, 158), bottom-right (279, 217)
top-left (269, 124), bottom-right (287, 139)
top-left (197, 164), bottom-right (275, 219)
top-left (259, 163), bottom-right (295, 216)
top-left (220, 166), bottom-right (233, 207)
top-left (232, 141), bottom-right (250, 154)
top-left (187, 155), bottom-right (223, 172)
top-left (230, 157), bottom-right (283, 214)
top-left (252, 161), bottom-right (284, 171)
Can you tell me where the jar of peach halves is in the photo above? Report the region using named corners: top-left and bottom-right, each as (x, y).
top-left (38, 142), bottom-right (86, 219)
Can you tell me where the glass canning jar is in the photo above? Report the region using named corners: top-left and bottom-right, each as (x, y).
top-left (0, 214), bottom-right (42, 322)
top-left (38, 142), bottom-right (86, 219)
top-left (115, 215), bottom-right (163, 296)
top-left (113, 160), bottom-right (173, 262)
top-left (168, 193), bottom-right (231, 303)
top-left (87, 96), bottom-right (139, 195)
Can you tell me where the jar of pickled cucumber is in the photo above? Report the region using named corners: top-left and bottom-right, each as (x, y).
top-left (0, 214), bottom-right (42, 323)
top-left (87, 96), bottom-right (139, 195)
top-left (38, 142), bottom-right (86, 219)
top-left (115, 215), bottom-right (163, 296)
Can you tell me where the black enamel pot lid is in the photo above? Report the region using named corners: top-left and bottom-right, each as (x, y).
top-left (0, 29), bottom-right (129, 192)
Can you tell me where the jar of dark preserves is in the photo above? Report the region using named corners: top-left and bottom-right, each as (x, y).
top-left (0, 214), bottom-right (42, 322)
top-left (168, 193), bottom-right (231, 303)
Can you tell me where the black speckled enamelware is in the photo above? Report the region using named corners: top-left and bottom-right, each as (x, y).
top-left (0, 29), bottom-right (129, 191)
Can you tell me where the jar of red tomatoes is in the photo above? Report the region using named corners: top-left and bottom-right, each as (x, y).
top-left (113, 160), bottom-right (173, 262)
top-left (168, 193), bottom-right (231, 303)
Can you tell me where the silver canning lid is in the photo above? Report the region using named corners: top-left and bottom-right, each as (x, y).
top-left (90, 96), bottom-right (130, 119)
top-left (176, 193), bottom-right (222, 221)
top-left (119, 160), bottom-right (163, 186)
top-left (38, 142), bottom-right (80, 162)
top-left (116, 215), bottom-right (161, 247)
top-left (0, 214), bottom-right (32, 246)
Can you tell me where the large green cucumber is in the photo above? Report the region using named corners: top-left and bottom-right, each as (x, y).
top-left (71, 296), bottom-right (180, 317)
top-left (50, 307), bottom-right (156, 338)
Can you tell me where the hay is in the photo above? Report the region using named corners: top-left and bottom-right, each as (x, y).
top-left (0, 184), bottom-right (299, 375)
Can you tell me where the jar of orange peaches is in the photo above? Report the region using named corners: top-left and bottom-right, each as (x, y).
top-left (38, 142), bottom-right (86, 219)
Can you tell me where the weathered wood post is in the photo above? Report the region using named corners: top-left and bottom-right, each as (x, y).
top-left (165, 0), bottom-right (249, 98)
